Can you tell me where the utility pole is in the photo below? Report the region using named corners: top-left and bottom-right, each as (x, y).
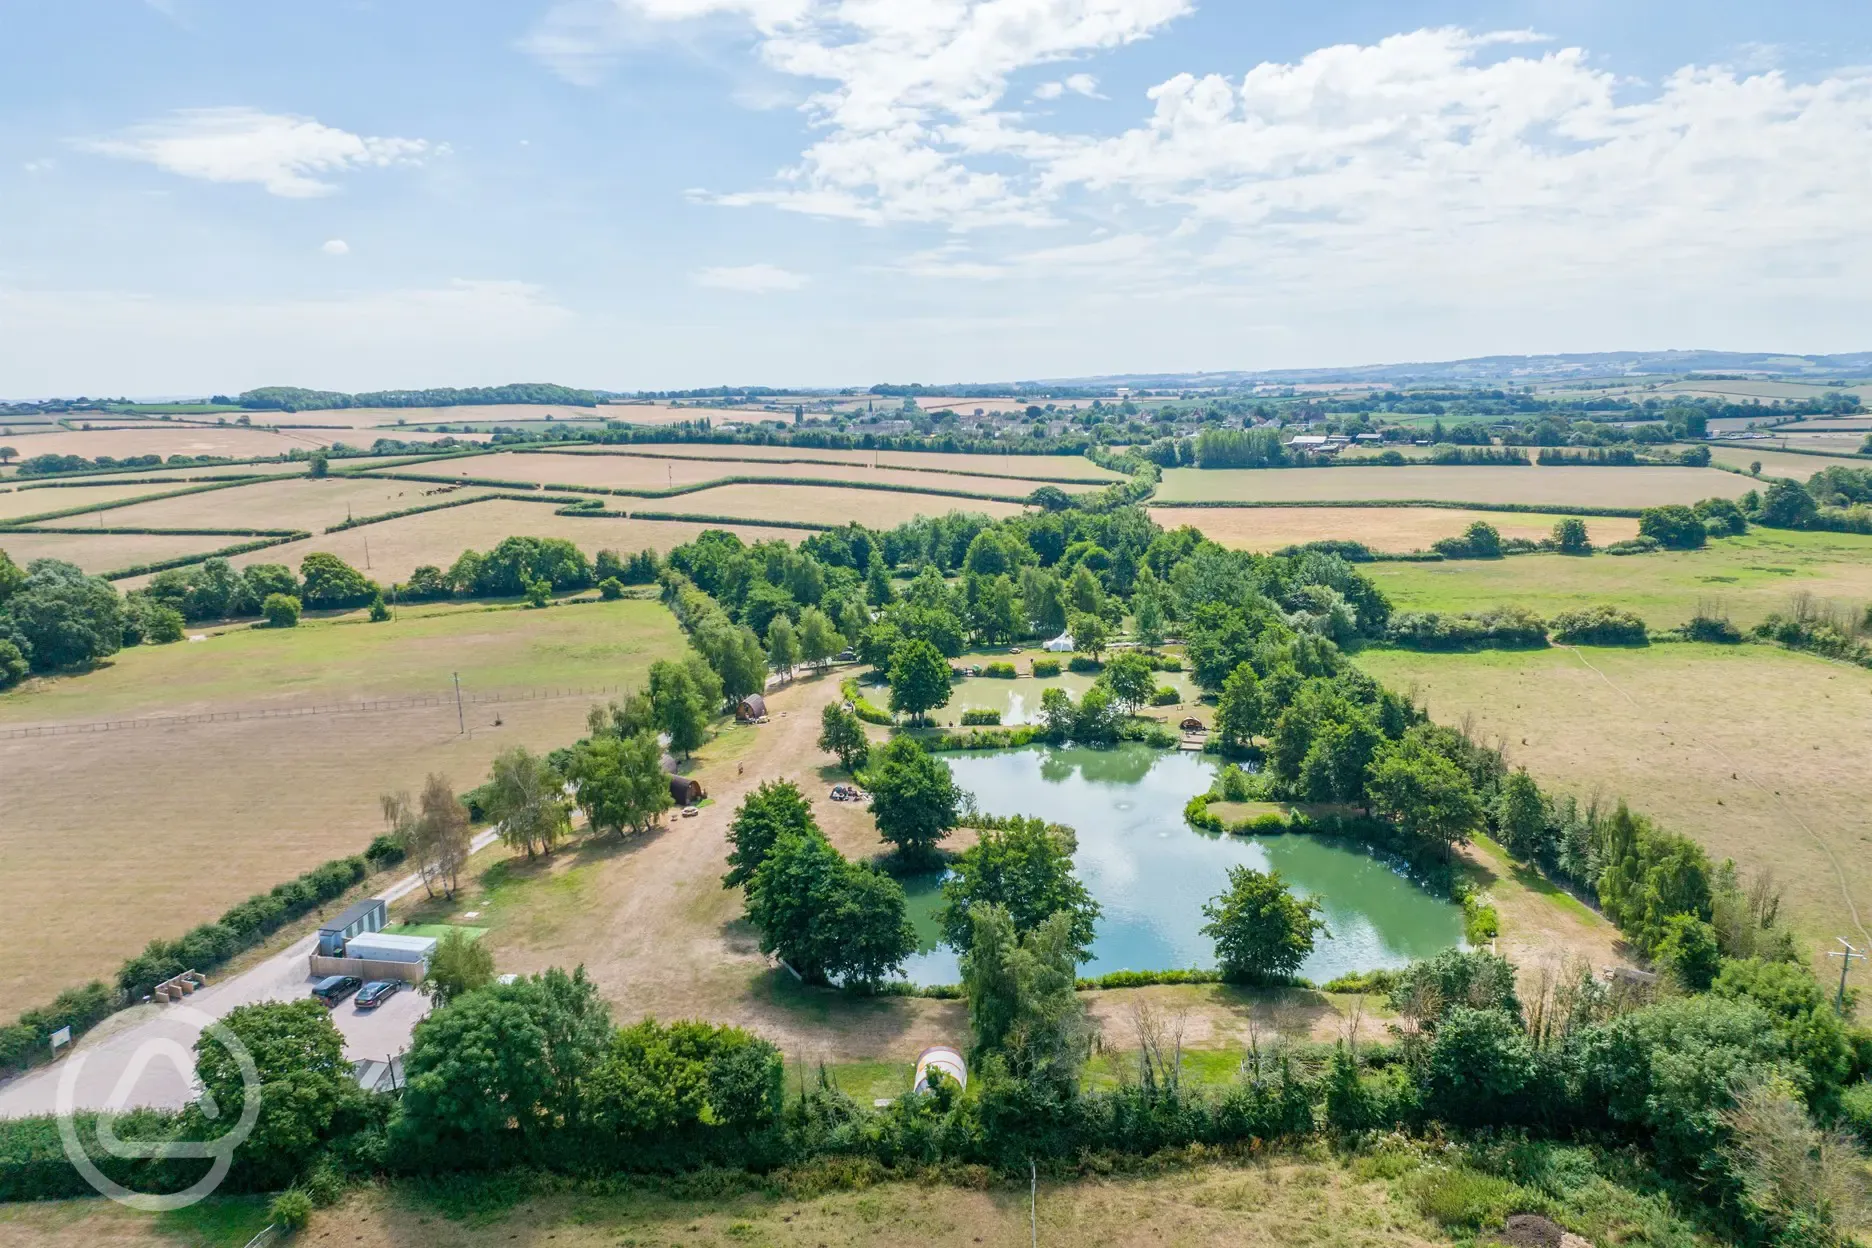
top-left (363, 533), bottom-right (371, 570)
top-left (453, 672), bottom-right (465, 735)
top-left (1030, 1158), bottom-right (1037, 1248)
top-left (1827, 938), bottom-right (1866, 1015)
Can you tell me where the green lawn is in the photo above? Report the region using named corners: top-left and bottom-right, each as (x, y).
top-left (1365, 528), bottom-right (1872, 628)
top-left (383, 922), bottom-right (490, 940)
top-left (0, 596), bottom-right (684, 721)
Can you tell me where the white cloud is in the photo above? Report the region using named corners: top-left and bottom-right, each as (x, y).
top-left (694, 262), bottom-right (808, 291)
top-left (80, 107), bottom-right (431, 198)
top-left (22, 159), bottom-right (54, 174)
top-left (1033, 81), bottom-right (1065, 100)
top-left (321, 239), bottom-right (349, 256)
top-left (1035, 72), bottom-right (1101, 100)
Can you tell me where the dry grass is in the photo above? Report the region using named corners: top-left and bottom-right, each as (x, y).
top-left (400, 451), bottom-right (1078, 496)
top-left (266, 404), bottom-right (598, 428)
top-left (656, 482), bottom-right (1026, 527)
top-left (0, 1159), bottom-right (1455, 1248)
top-left (0, 598), bottom-right (687, 1003)
top-left (0, 426), bottom-right (332, 460)
top-left (0, 529), bottom-right (235, 575)
top-left (1151, 506), bottom-right (1640, 552)
top-left (1157, 464), bottom-right (1753, 506)
top-left (608, 401), bottom-right (775, 425)
top-left (177, 500), bottom-right (808, 588)
top-left (1704, 446), bottom-right (1869, 480)
top-left (0, 483), bottom-right (183, 521)
top-left (1357, 643), bottom-right (1872, 977)
top-left (557, 443), bottom-right (1123, 481)
top-left (85, 476), bottom-right (497, 534)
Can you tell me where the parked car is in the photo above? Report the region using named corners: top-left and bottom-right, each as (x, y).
top-left (354, 980), bottom-right (402, 1009)
top-left (310, 975), bottom-right (362, 1007)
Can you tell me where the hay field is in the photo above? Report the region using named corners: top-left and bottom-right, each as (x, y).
top-left (0, 482), bottom-right (182, 521)
top-left (0, 598), bottom-right (687, 1003)
top-left (1704, 446), bottom-right (1867, 480)
top-left (269, 404), bottom-right (597, 428)
top-left (393, 450), bottom-right (1067, 497)
top-left (0, 529), bottom-right (236, 575)
top-left (1364, 528), bottom-right (1872, 628)
top-left (1157, 464), bottom-right (1751, 507)
top-left (607, 402), bottom-right (771, 426)
top-left (554, 443), bottom-right (1123, 481)
top-left (1159, 506), bottom-right (1640, 552)
top-left (660, 482), bottom-right (1026, 527)
top-left (191, 499), bottom-right (810, 587)
top-left (83, 475), bottom-right (497, 534)
top-left (1357, 643), bottom-right (1872, 974)
top-left (0, 425), bottom-right (330, 460)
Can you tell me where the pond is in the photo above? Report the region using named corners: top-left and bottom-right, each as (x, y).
top-left (898, 744), bottom-right (1464, 987)
top-left (940, 669), bottom-right (1201, 728)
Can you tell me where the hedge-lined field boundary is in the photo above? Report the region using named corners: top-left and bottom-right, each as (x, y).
top-left (321, 490), bottom-right (583, 534)
top-left (13, 525), bottom-right (303, 537)
top-left (6, 473), bottom-right (273, 491)
top-left (1151, 497), bottom-right (1647, 518)
top-left (102, 533), bottom-right (312, 580)
top-left (357, 466), bottom-right (1037, 506)
top-left (0, 476), bottom-right (287, 529)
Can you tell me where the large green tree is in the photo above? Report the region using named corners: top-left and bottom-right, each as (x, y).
top-left (0, 558), bottom-right (123, 671)
top-left (298, 552), bottom-right (375, 608)
top-left (485, 745), bottom-right (571, 858)
top-left (422, 928), bottom-right (495, 1006)
top-left (648, 658), bottom-right (711, 758)
top-left (1366, 731), bottom-right (1486, 856)
top-left (887, 637), bottom-right (951, 723)
top-left (1495, 768), bottom-right (1548, 860)
top-left (1099, 650), bottom-right (1155, 714)
top-left (566, 730), bottom-right (673, 838)
top-left (744, 831), bottom-right (913, 987)
top-left (192, 1000), bottom-right (355, 1187)
top-left (865, 735), bottom-right (961, 864)
top-left (938, 818), bottom-right (1099, 959)
top-left (960, 904), bottom-right (1091, 1096)
top-left (1200, 865), bottom-right (1327, 983)
top-left (817, 700), bottom-right (869, 772)
top-left (723, 780), bottom-right (817, 889)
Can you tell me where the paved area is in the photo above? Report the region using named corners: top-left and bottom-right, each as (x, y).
top-left (0, 830), bottom-right (498, 1118)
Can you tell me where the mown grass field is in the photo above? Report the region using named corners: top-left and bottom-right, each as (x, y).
top-left (0, 1160), bottom-right (1457, 1248)
top-left (390, 450), bottom-right (1074, 497)
top-left (1703, 445), bottom-right (1869, 479)
top-left (1156, 464), bottom-right (1751, 506)
top-left (1357, 641), bottom-right (1872, 975)
top-left (556, 443), bottom-right (1124, 481)
top-left (0, 529), bottom-right (237, 575)
top-left (0, 482), bottom-right (196, 521)
top-left (0, 425), bottom-right (327, 461)
top-left (70, 476), bottom-right (496, 534)
top-left (0, 597), bottom-right (688, 1003)
top-left (1151, 506), bottom-right (1641, 553)
top-left (649, 482), bottom-right (1026, 526)
top-left (1364, 529), bottom-right (1872, 629)
top-left (187, 499), bottom-right (810, 589)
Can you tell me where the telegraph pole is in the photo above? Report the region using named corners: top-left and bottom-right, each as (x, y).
top-left (453, 672), bottom-right (465, 735)
top-left (1827, 938), bottom-right (1866, 1015)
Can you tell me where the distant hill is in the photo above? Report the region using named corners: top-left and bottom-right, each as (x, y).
top-left (1037, 350), bottom-right (1872, 388)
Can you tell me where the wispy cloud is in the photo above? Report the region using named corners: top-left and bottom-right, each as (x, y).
top-left (694, 263), bottom-right (808, 292)
top-left (321, 239), bottom-right (350, 256)
top-left (1035, 72), bottom-right (1102, 100)
top-left (80, 107), bottom-right (432, 198)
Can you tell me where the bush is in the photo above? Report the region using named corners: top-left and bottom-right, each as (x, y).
top-left (1409, 1166), bottom-right (1544, 1231)
top-left (1604, 536), bottom-right (1660, 556)
top-left (959, 708), bottom-right (1002, 725)
top-left (1842, 1080), bottom-right (1872, 1147)
top-left (1431, 521), bottom-right (1503, 559)
top-left (1684, 612), bottom-right (1742, 644)
top-left (1066, 655), bottom-right (1100, 673)
top-left (598, 577), bottom-right (624, 600)
top-left (1031, 658), bottom-right (1062, 677)
top-left (1149, 685), bottom-right (1180, 706)
top-left (1387, 606), bottom-right (1548, 650)
top-left (269, 1188), bottom-right (313, 1231)
top-left (261, 593), bottom-right (300, 628)
top-left (1638, 505), bottom-right (1707, 550)
top-left (1550, 605), bottom-right (1647, 646)
top-left (364, 834), bottom-right (407, 867)
top-left (981, 662), bottom-right (1016, 678)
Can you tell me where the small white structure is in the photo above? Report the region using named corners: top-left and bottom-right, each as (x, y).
top-left (342, 932), bottom-right (437, 964)
top-left (1042, 631), bottom-right (1074, 653)
top-left (914, 1045), bottom-right (968, 1095)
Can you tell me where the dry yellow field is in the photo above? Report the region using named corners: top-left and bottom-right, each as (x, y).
top-left (1157, 464), bottom-right (1753, 506)
top-left (659, 481), bottom-right (1027, 527)
top-left (191, 499), bottom-right (810, 586)
top-left (557, 442), bottom-right (1123, 481)
top-left (395, 450), bottom-right (1065, 497)
top-left (0, 425), bottom-right (332, 460)
top-left (1152, 506), bottom-right (1641, 552)
top-left (1705, 445), bottom-right (1867, 479)
top-left (0, 529), bottom-right (236, 575)
top-left (0, 598), bottom-right (687, 1003)
top-left (1358, 643), bottom-right (1872, 975)
top-left (607, 402), bottom-right (773, 425)
top-left (0, 482), bottom-right (183, 521)
top-left (83, 476), bottom-right (496, 534)
top-left (266, 404), bottom-right (596, 428)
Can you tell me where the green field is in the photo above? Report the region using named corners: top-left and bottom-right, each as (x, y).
top-left (1364, 528), bottom-right (1872, 629)
top-left (1357, 641), bottom-right (1872, 973)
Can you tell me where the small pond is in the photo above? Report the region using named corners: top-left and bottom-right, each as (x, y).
top-left (899, 744), bottom-right (1464, 986)
top-left (940, 669), bottom-right (1201, 728)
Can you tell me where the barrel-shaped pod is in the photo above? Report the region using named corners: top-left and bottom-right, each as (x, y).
top-left (913, 1045), bottom-right (967, 1094)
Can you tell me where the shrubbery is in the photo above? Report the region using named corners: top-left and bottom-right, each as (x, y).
top-left (1549, 605), bottom-right (1647, 646)
top-left (1387, 606), bottom-right (1548, 650)
top-left (1031, 658), bottom-right (1062, 677)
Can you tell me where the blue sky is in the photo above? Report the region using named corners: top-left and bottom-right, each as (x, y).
top-left (3, 0), bottom-right (1870, 395)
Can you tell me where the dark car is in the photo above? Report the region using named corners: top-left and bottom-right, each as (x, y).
top-left (310, 975), bottom-right (362, 1007)
top-left (354, 980), bottom-right (402, 1009)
